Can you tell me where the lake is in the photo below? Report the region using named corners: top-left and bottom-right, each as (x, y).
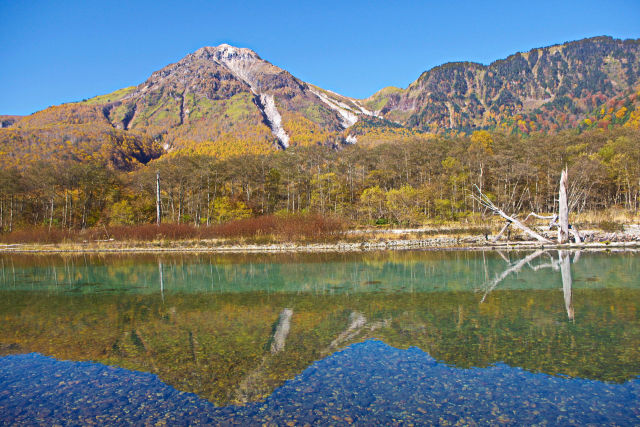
top-left (1, 250), bottom-right (639, 425)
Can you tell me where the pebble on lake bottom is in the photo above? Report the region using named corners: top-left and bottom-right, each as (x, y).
top-left (1, 340), bottom-right (639, 425)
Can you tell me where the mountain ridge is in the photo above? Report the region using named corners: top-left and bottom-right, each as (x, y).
top-left (369, 35), bottom-right (640, 132)
top-left (1, 35), bottom-right (639, 168)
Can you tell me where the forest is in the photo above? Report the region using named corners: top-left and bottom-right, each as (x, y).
top-left (0, 126), bottom-right (639, 241)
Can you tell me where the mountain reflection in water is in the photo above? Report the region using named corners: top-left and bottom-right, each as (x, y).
top-left (0, 250), bottom-right (639, 421)
top-left (1, 340), bottom-right (638, 425)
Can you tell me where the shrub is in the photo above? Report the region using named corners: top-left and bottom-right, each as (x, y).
top-left (0, 214), bottom-right (347, 244)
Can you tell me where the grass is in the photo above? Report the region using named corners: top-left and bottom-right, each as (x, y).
top-left (224, 93), bottom-right (255, 121)
top-left (573, 208), bottom-right (638, 232)
top-left (595, 221), bottom-right (625, 233)
top-left (81, 87), bottom-right (136, 105)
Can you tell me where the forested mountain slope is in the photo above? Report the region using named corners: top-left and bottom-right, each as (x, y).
top-left (366, 36), bottom-right (640, 133)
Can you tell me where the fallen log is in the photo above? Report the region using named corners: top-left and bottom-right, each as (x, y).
top-left (472, 185), bottom-right (552, 244)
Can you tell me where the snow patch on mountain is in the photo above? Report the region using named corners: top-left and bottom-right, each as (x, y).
top-left (260, 94), bottom-right (290, 148)
top-left (354, 101), bottom-right (378, 117)
top-left (319, 88), bottom-right (380, 117)
top-left (310, 89), bottom-right (358, 128)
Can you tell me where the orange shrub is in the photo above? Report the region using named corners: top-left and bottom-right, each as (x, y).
top-left (0, 214), bottom-right (346, 244)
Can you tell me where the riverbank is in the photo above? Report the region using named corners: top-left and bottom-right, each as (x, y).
top-left (1, 226), bottom-right (639, 253)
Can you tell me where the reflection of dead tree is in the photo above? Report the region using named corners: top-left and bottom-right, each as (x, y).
top-left (559, 250), bottom-right (574, 321)
top-left (330, 311), bottom-right (366, 347)
top-left (327, 311), bottom-right (390, 351)
top-left (528, 251), bottom-right (559, 271)
top-left (496, 250), bottom-right (510, 264)
top-left (480, 250), bottom-right (545, 302)
top-left (270, 308), bottom-right (293, 353)
top-left (158, 261), bottom-right (164, 303)
top-left (234, 308), bottom-right (391, 404)
top-left (480, 249), bottom-right (579, 321)
top-left (234, 308), bottom-right (293, 403)
top-left (474, 168), bottom-right (582, 244)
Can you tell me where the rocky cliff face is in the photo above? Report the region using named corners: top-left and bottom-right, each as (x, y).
top-left (368, 36), bottom-right (640, 132)
top-left (0, 115), bottom-right (22, 128)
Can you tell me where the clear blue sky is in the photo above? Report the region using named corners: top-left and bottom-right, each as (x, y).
top-left (1, 0), bottom-right (638, 115)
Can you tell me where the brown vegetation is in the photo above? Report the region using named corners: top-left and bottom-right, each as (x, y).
top-left (0, 214), bottom-right (346, 244)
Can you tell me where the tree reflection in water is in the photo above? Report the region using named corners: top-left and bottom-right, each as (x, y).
top-left (479, 249), bottom-right (580, 320)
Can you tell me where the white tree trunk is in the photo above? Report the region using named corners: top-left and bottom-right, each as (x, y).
top-left (493, 211), bottom-right (551, 243)
top-left (473, 185), bottom-right (551, 243)
top-left (156, 172), bottom-right (161, 226)
top-left (558, 168), bottom-right (569, 243)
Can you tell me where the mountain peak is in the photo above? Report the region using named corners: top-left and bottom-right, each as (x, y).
top-left (194, 44), bottom-right (261, 61)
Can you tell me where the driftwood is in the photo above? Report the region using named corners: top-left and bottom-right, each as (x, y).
top-left (524, 212), bottom-right (556, 223)
top-left (472, 186), bottom-right (552, 243)
top-left (492, 222), bottom-right (512, 243)
top-left (569, 226), bottom-right (582, 243)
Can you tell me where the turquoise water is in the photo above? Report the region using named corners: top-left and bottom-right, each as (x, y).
top-left (1, 250), bottom-right (639, 424)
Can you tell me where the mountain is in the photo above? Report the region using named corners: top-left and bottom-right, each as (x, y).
top-left (94, 44), bottom-right (382, 153)
top-left (1, 36), bottom-right (639, 169)
top-left (366, 36), bottom-right (640, 132)
top-left (0, 45), bottom-right (382, 168)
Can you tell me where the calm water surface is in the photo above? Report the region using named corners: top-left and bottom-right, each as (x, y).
top-left (0, 250), bottom-right (639, 425)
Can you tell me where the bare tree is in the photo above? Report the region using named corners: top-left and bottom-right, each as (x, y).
top-left (474, 167), bottom-right (582, 244)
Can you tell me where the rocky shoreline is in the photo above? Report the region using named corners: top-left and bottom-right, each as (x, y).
top-left (0, 227), bottom-right (639, 254)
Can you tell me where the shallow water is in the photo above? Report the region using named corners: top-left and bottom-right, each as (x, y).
top-left (1, 250), bottom-right (639, 424)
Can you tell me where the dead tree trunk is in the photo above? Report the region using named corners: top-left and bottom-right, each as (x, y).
top-left (492, 222), bottom-right (512, 243)
top-left (476, 167), bottom-right (584, 244)
top-left (156, 172), bottom-right (161, 226)
top-left (472, 185), bottom-right (552, 243)
top-left (558, 168), bottom-right (570, 244)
